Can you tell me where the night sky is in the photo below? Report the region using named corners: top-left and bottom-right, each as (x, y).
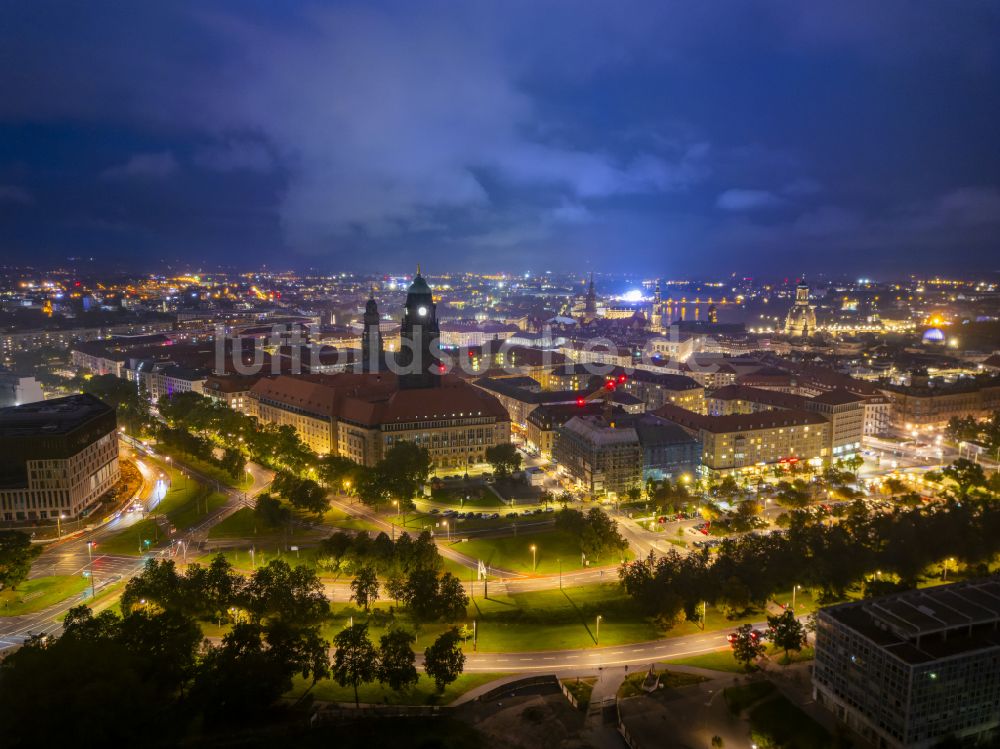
top-left (1, 1), bottom-right (999, 276)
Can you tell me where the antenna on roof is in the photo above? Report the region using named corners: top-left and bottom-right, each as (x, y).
top-left (416, 263), bottom-right (421, 276)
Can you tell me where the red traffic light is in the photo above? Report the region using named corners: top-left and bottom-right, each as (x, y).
top-left (604, 381), bottom-right (615, 391)
top-left (617, 374), bottom-right (627, 384)
top-left (576, 396), bottom-right (586, 407)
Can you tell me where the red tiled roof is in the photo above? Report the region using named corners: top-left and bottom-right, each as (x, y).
top-left (249, 373), bottom-right (509, 427)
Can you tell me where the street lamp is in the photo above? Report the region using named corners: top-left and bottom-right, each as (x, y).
top-left (595, 614), bottom-right (602, 646)
top-left (57, 513), bottom-right (64, 539)
top-left (86, 541), bottom-right (97, 598)
top-left (792, 584), bottom-right (801, 611)
top-left (530, 544), bottom-right (537, 572)
top-left (944, 557), bottom-right (954, 581)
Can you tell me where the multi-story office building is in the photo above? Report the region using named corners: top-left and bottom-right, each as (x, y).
top-left (881, 375), bottom-right (1000, 430)
top-left (612, 368), bottom-right (705, 413)
top-left (706, 384), bottom-right (864, 463)
top-left (654, 403), bottom-right (830, 475)
top-left (554, 412), bottom-right (700, 493)
top-left (0, 393), bottom-right (120, 521)
top-left (555, 414), bottom-right (643, 495)
top-left (804, 389), bottom-right (865, 460)
top-left (526, 402), bottom-right (616, 458)
top-left (813, 580), bottom-right (1000, 749)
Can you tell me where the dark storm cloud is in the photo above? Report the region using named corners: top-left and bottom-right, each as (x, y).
top-left (0, 0), bottom-right (998, 274)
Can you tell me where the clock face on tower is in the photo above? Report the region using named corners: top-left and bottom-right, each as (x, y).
top-left (417, 306), bottom-right (427, 316)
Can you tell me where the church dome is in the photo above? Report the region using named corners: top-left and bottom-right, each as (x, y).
top-left (407, 273), bottom-right (431, 295)
top-left (922, 327), bottom-right (945, 343)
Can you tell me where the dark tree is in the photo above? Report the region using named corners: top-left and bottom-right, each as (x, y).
top-left (730, 623), bottom-right (766, 670)
top-left (350, 565), bottom-right (379, 612)
top-left (766, 609), bottom-right (807, 662)
top-left (243, 560), bottom-right (329, 625)
top-left (376, 629), bottom-right (419, 692)
top-left (423, 627), bottom-right (465, 692)
top-left (254, 492), bottom-right (291, 529)
top-left (485, 443), bottom-right (521, 479)
top-left (332, 623), bottom-right (379, 707)
top-left (0, 531), bottom-right (42, 591)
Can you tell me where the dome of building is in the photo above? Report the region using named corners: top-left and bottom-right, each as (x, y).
top-left (922, 327), bottom-right (945, 343)
top-left (407, 272), bottom-right (431, 295)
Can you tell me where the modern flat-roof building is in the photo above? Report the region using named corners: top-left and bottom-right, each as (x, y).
top-left (813, 579), bottom-right (1000, 749)
top-left (0, 393), bottom-right (120, 521)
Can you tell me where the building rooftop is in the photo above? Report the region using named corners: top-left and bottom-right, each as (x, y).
top-left (810, 388), bottom-right (868, 406)
top-left (824, 578), bottom-right (1000, 665)
top-left (0, 393), bottom-right (114, 437)
top-left (654, 402), bottom-right (827, 433)
top-left (708, 384), bottom-right (808, 411)
top-left (251, 372), bottom-right (511, 428)
top-left (561, 415), bottom-right (640, 447)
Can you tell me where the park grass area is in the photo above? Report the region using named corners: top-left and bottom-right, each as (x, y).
top-left (288, 671), bottom-right (509, 706)
top-left (208, 506), bottom-right (266, 538)
top-left (456, 528), bottom-right (628, 576)
top-left (320, 583), bottom-right (665, 653)
top-left (469, 583), bottom-right (663, 651)
top-left (428, 484), bottom-right (503, 509)
top-left (0, 575), bottom-right (88, 616)
top-left (618, 668), bottom-right (706, 699)
top-left (323, 505), bottom-right (385, 533)
top-left (724, 680), bottom-right (777, 713)
top-left (98, 518), bottom-right (162, 555)
top-left (189, 545), bottom-right (313, 574)
top-left (766, 643), bottom-right (815, 665)
top-left (663, 649), bottom-right (744, 673)
top-left (562, 676), bottom-right (596, 707)
top-left (750, 692), bottom-right (833, 748)
top-left (208, 507), bottom-right (325, 545)
top-left (155, 445), bottom-right (252, 491)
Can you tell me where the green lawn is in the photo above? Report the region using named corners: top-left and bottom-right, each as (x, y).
top-left (288, 671), bottom-right (508, 706)
top-left (0, 575), bottom-right (88, 616)
top-left (663, 649), bottom-right (744, 673)
top-left (766, 643), bottom-right (815, 665)
top-left (318, 582), bottom-right (666, 653)
top-left (155, 446), bottom-right (252, 490)
top-left (456, 528), bottom-right (628, 575)
top-left (618, 668), bottom-right (706, 699)
top-left (470, 583), bottom-right (662, 651)
top-left (98, 518), bottom-right (162, 555)
top-left (207, 506), bottom-right (319, 541)
top-left (100, 466), bottom-right (228, 554)
top-left (750, 693), bottom-right (833, 748)
top-left (323, 505), bottom-right (385, 532)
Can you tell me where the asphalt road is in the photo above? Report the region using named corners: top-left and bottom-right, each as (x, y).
top-left (0, 444), bottom-right (273, 652)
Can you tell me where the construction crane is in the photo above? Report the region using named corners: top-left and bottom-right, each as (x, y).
top-left (575, 373), bottom-right (628, 422)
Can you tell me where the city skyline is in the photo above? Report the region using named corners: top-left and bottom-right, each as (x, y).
top-left (1, 1), bottom-right (999, 275)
